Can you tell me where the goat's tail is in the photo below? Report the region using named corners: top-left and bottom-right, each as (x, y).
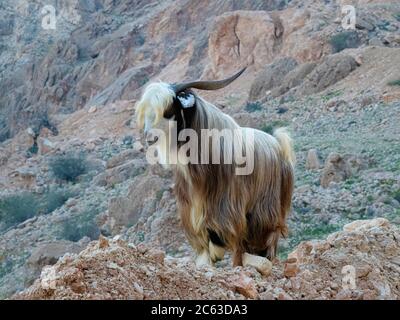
top-left (273, 127), bottom-right (295, 166)
top-left (274, 127), bottom-right (295, 246)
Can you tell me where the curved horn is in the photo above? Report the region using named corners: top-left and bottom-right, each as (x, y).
top-left (173, 67), bottom-right (247, 93)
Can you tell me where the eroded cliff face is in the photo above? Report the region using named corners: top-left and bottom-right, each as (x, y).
top-left (0, 0), bottom-right (286, 140)
top-left (2, 0), bottom-right (398, 140)
top-left (1, 0), bottom-right (400, 299)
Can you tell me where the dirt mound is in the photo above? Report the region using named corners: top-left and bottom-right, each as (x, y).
top-left (14, 219), bottom-right (400, 300)
top-left (13, 238), bottom-right (244, 300)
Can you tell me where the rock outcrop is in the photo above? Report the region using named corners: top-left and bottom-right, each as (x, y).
top-left (14, 219), bottom-right (400, 300)
top-left (294, 54), bottom-right (359, 96)
top-left (321, 153), bottom-right (352, 188)
top-left (305, 149), bottom-right (321, 170)
top-left (248, 57), bottom-right (298, 101)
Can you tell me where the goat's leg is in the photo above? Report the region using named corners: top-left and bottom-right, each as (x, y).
top-left (233, 248), bottom-right (244, 267)
top-left (209, 241), bottom-right (225, 263)
top-left (265, 228), bottom-right (282, 260)
top-left (242, 253), bottom-right (272, 276)
top-left (195, 241), bottom-right (225, 267)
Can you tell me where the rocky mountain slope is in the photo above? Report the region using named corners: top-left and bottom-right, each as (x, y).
top-left (1, 0), bottom-right (400, 299)
top-left (14, 219), bottom-right (400, 300)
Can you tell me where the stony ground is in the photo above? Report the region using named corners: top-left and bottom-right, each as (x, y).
top-left (14, 219), bottom-right (400, 300)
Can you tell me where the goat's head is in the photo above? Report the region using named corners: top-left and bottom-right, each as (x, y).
top-left (136, 68), bottom-right (246, 164)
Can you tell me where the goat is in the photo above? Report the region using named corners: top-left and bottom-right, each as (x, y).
top-left (136, 68), bottom-right (295, 275)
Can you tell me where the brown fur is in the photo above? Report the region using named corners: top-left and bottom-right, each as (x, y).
top-left (173, 97), bottom-right (295, 264)
top-left (136, 83), bottom-right (295, 266)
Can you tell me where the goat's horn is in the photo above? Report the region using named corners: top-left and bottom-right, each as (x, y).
top-left (173, 67), bottom-right (247, 93)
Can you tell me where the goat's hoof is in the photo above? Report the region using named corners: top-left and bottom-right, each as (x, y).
top-left (242, 253), bottom-right (272, 276)
top-left (195, 251), bottom-right (212, 268)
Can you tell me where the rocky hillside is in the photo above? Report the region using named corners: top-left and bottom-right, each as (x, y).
top-left (1, 0), bottom-right (400, 299)
top-left (14, 219), bottom-right (400, 300)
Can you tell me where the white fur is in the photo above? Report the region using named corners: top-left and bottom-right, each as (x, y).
top-left (136, 82), bottom-right (175, 130)
top-left (196, 250), bottom-right (212, 267)
top-left (177, 94), bottom-right (195, 109)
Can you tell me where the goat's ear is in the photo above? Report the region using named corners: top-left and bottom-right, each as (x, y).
top-left (177, 92), bottom-right (195, 109)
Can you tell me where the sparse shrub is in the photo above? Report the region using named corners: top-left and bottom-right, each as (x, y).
top-left (245, 102), bottom-right (263, 113)
top-left (122, 135), bottom-right (133, 146)
top-left (330, 31), bottom-right (360, 53)
top-left (0, 257), bottom-right (13, 279)
top-left (134, 34), bottom-right (146, 46)
top-left (136, 231), bottom-right (145, 243)
top-left (260, 120), bottom-right (289, 135)
top-left (139, 76), bottom-right (149, 87)
top-left (394, 13), bottom-right (400, 22)
top-left (322, 90), bottom-right (343, 102)
top-left (0, 187), bottom-right (77, 230)
top-left (27, 142), bottom-right (38, 155)
top-left (277, 107), bottom-right (288, 114)
top-left (388, 79), bottom-right (400, 86)
top-left (301, 224), bottom-right (340, 241)
top-left (49, 152), bottom-right (89, 182)
top-left (59, 210), bottom-right (100, 242)
top-left (377, 20), bottom-right (391, 31)
top-left (155, 188), bottom-right (168, 202)
top-left (393, 189), bottom-right (400, 203)
top-left (40, 187), bottom-right (78, 215)
top-left (0, 116), bottom-right (10, 143)
top-left (0, 192), bottom-right (39, 229)
top-left (29, 111), bottom-right (58, 136)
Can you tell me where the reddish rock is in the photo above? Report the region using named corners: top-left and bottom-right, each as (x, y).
top-left (284, 258), bottom-right (299, 278)
top-left (234, 273), bottom-right (258, 299)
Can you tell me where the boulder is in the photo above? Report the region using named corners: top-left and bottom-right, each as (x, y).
top-left (305, 149), bottom-right (321, 170)
top-left (106, 149), bottom-right (142, 169)
top-left (10, 131), bottom-right (35, 153)
top-left (206, 11), bottom-right (278, 77)
top-left (93, 158), bottom-right (146, 187)
top-left (320, 153), bottom-right (352, 188)
top-left (26, 241), bottom-right (84, 276)
top-left (284, 258), bottom-right (299, 278)
top-left (107, 175), bottom-right (169, 234)
top-left (14, 166), bottom-right (37, 187)
top-left (295, 54), bottom-right (358, 97)
top-left (355, 17), bottom-right (375, 31)
top-left (249, 57), bottom-right (298, 101)
top-left (233, 273), bottom-right (259, 299)
top-left (37, 138), bottom-right (56, 155)
top-left (271, 62), bottom-right (317, 97)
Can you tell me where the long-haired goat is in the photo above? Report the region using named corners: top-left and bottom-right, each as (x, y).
top-left (136, 68), bottom-right (295, 275)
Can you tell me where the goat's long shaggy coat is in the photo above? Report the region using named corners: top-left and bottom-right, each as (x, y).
top-left (137, 82), bottom-right (295, 265)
